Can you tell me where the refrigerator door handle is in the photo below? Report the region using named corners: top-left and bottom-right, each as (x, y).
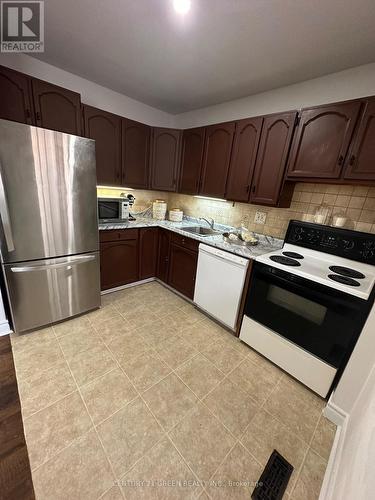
top-left (0, 159), bottom-right (15, 252)
top-left (10, 255), bottom-right (96, 273)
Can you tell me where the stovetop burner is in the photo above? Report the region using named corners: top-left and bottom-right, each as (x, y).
top-left (282, 251), bottom-right (304, 259)
top-left (328, 274), bottom-right (361, 287)
top-left (329, 266), bottom-right (365, 279)
top-left (270, 255), bottom-right (301, 266)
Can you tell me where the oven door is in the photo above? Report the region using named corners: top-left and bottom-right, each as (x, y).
top-left (245, 262), bottom-right (369, 368)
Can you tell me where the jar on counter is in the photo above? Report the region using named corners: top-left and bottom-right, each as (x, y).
top-left (314, 204), bottom-right (331, 224)
top-left (152, 200), bottom-right (167, 220)
top-left (169, 208), bottom-right (183, 222)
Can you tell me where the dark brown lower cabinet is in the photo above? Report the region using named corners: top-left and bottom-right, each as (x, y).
top-left (168, 241), bottom-right (198, 299)
top-left (99, 228), bottom-right (198, 299)
top-left (139, 228), bottom-right (159, 280)
top-left (99, 230), bottom-right (138, 290)
top-left (157, 229), bottom-right (171, 283)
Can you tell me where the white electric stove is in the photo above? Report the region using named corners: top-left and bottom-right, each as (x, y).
top-left (240, 220), bottom-right (375, 397)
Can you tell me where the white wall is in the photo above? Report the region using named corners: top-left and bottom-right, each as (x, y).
top-left (323, 354), bottom-right (375, 499)
top-left (0, 292), bottom-right (11, 335)
top-left (329, 303), bottom-right (375, 415)
top-left (2, 57), bottom-right (375, 131)
top-left (0, 54), bottom-right (174, 127)
top-left (175, 63), bottom-right (375, 128)
top-left (320, 304), bottom-right (375, 499)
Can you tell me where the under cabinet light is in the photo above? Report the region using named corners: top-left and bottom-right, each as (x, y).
top-left (97, 186), bottom-right (134, 190)
top-left (194, 195), bottom-right (227, 202)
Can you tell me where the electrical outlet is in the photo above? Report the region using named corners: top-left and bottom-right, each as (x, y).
top-left (254, 211), bottom-right (267, 224)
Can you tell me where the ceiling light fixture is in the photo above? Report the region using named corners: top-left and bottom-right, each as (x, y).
top-left (173, 0), bottom-right (191, 15)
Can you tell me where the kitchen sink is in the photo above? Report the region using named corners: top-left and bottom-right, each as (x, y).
top-left (182, 226), bottom-right (222, 236)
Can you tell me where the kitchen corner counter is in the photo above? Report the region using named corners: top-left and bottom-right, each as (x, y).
top-left (98, 217), bottom-right (283, 259)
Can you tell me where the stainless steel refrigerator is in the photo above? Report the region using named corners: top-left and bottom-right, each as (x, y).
top-left (0, 119), bottom-right (100, 333)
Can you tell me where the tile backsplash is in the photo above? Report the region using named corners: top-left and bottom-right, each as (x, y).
top-left (97, 184), bottom-right (375, 239)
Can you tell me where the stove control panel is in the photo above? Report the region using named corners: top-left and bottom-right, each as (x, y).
top-left (286, 221), bottom-right (375, 265)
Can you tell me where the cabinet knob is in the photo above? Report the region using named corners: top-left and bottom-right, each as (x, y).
top-left (349, 155), bottom-right (356, 166)
top-left (36, 111), bottom-right (41, 122)
top-left (252, 185), bottom-right (256, 193)
top-left (338, 155), bottom-right (344, 166)
top-left (246, 184), bottom-right (250, 193)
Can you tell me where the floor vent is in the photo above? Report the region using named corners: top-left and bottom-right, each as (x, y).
top-left (251, 449), bottom-right (294, 500)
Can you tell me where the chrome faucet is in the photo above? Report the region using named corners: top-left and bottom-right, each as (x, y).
top-left (199, 217), bottom-right (215, 229)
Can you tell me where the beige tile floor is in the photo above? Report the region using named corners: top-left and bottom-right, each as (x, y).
top-left (11, 281), bottom-right (336, 500)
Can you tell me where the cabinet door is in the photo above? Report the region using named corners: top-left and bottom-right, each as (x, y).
top-left (344, 99), bottom-right (375, 180)
top-left (225, 117), bottom-right (263, 202)
top-left (122, 119), bottom-right (151, 188)
top-left (100, 239), bottom-right (138, 290)
top-left (200, 122), bottom-right (235, 198)
top-left (157, 229), bottom-right (171, 283)
top-left (31, 79), bottom-right (82, 135)
top-left (287, 102), bottom-right (361, 179)
top-left (179, 127), bottom-right (205, 195)
top-left (139, 227), bottom-right (159, 280)
top-left (150, 128), bottom-right (181, 191)
top-left (250, 112), bottom-right (296, 206)
top-left (83, 105), bottom-right (122, 186)
top-left (0, 65), bottom-right (34, 124)
top-left (168, 243), bottom-right (198, 299)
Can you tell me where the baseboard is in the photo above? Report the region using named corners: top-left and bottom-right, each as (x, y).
top-left (0, 319), bottom-right (11, 336)
top-left (155, 279), bottom-right (194, 304)
top-left (101, 277), bottom-right (156, 295)
top-left (323, 394), bottom-right (348, 427)
top-left (319, 412), bottom-right (348, 500)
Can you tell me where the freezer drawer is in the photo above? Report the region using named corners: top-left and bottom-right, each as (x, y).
top-left (3, 252), bottom-right (100, 333)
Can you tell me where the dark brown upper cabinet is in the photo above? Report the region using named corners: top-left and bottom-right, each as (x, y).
top-left (225, 117), bottom-right (263, 202)
top-left (199, 122), bottom-right (235, 198)
top-left (122, 118), bottom-right (151, 189)
top-left (31, 79), bottom-right (82, 135)
top-left (344, 98), bottom-right (375, 181)
top-left (250, 111), bottom-right (297, 206)
top-left (83, 105), bottom-right (122, 186)
top-left (179, 127), bottom-right (206, 195)
top-left (287, 101), bottom-right (361, 179)
top-left (150, 128), bottom-right (181, 191)
top-left (0, 65), bottom-right (34, 124)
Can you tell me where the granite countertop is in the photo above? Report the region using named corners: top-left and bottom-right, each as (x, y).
top-left (99, 217), bottom-right (283, 259)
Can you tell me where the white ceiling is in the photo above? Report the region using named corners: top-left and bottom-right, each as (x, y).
top-left (34, 0), bottom-right (375, 114)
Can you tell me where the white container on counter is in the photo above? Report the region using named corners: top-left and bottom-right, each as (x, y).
top-left (152, 200), bottom-right (167, 220)
top-left (169, 208), bottom-right (183, 222)
top-left (332, 214), bottom-right (347, 227)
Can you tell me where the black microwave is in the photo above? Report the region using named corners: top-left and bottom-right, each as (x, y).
top-left (98, 197), bottom-right (130, 223)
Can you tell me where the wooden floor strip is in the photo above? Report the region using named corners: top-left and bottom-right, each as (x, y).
top-left (0, 335), bottom-right (35, 500)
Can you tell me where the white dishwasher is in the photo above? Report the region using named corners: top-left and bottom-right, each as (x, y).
top-left (194, 243), bottom-right (249, 330)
